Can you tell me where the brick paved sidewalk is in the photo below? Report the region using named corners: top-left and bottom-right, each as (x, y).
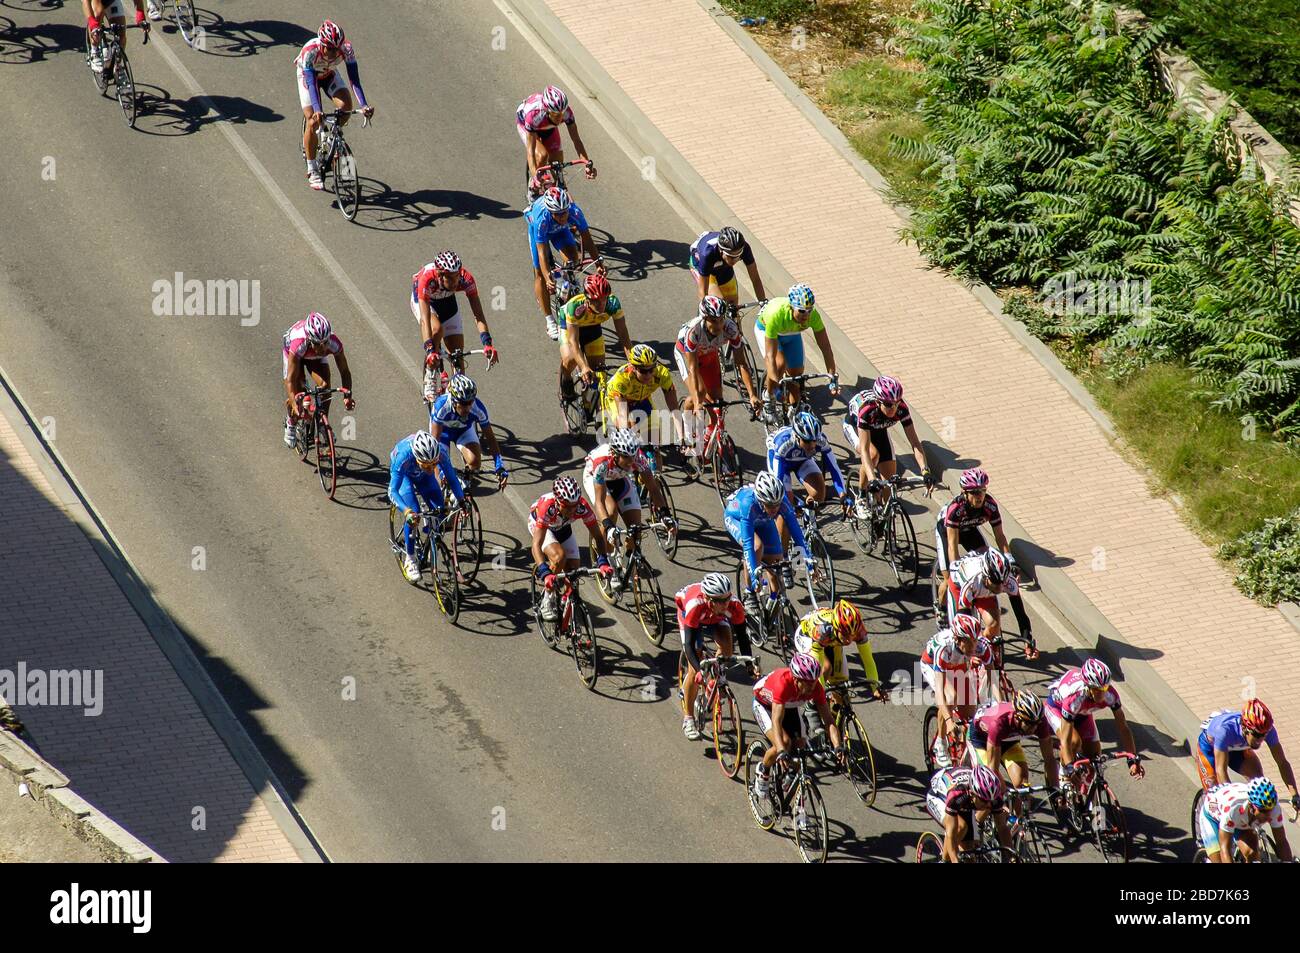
top-left (543, 0), bottom-right (1300, 734)
top-left (0, 400), bottom-right (303, 862)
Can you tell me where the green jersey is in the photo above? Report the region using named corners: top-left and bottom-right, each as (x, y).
top-left (756, 299), bottom-right (825, 338)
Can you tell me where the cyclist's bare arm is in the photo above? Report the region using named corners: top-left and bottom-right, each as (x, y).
top-left (612, 316), bottom-right (633, 359)
top-left (745, 261), bottom-right (767, 301)
top-left (812, 328), bottom-right (837, 384)
top-left (334, 351), bottom-right (353, 392)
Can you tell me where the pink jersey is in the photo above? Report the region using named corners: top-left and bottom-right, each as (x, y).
top-left (1046, 668), bottom-right (1121, 721)
top-left (282, 320), bottom-right (343, 361)
top-left (516, 93), bottom-right (575, 133)
top-left (675, 315), bottom-right (741, 359)
top-left (1205, 782), bottom-right (1284, 832)
top-left (294, 38), bottom-right (357, 77)
top-left (411, 263), bottom-right (479, 304)
top-left (528, 493), bottom-right (597, 534)
top-left (675, 582), bottom-right (746, 629)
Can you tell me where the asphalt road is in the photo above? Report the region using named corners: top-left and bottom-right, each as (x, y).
top-left (0, 0), bottom-right (1197, 861)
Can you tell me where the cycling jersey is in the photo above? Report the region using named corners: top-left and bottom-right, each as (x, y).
top-left (282, 320), bottom-right (343, 363)
top-left (754, 668), bottom-right (826, 709)
top-left (294, 38), bottom-right (367, 114)
top-left (936, 493), bottom-right (1003, 531)
top-left (1046, 668), bottom-right (1121, 721)
top-left (765, 426), bottom-right (846, 496)
top-left (675, 314), bottom-right (741, 361)
top-left (606, 362), bottom-right (673, 404)
top-left (387, 435), bottom-right (464, 514)
top-left (1203, 782), bottom-right (1285, 833)
top-left (526, 198), bottom-right (590, 249)
top-left (528, 492), bottom-right (598, 534)
top-left (689, 230), bottom-right (755, 284)
top-left (847, 389), bottom-right (912, 431)
top-left (921, 629), bottom-right (995, 673)
top-left (412, 263), bottom-right (478, 305)
top-left (755, 298), bottom-right (825, 338)
top-left (559, 293), bottom-right (624, 330)
top-left (428, 393), bottom-right (491, 443)
top-left (930, 765), bottom-right (1003, 816)
top-left (516, 93), bottom-right (576, 133)
top-left (723, 486), bottom-right (808, 581)
top-left (583, 443), bottom-right (648, 486)
top-left (675, 582), bottom-right (746, 630)
top-left (948, 552), bottom-right (1020, 610)
top-left (1199, 710), bottom-right (1281, 756)
top-left (969, 700), bottom-right (1051, 751)
top-left (794, 608), bottom-right (877, 685)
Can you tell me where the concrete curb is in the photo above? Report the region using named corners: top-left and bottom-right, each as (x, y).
top-left (0, 728), bottom-right (162, 863)
top-left (510, 0), bottom-right (1202, 747)
top-left (0, 364), bottom-right (327, 863)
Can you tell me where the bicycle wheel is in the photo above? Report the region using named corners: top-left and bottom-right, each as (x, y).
top-left (174, 0), bottom-right (199, 46)
top-left (651, 477), bottom-right (678, 560)
top-left (847, 509), bottom-right (876, 554)
top-left (432, 536), bottom-right (460, 622)
top-left (1092, 785), bottom-right (1130, 863)
top-left (114, 49), bottom-right (136, 128)
top-left (530, 573), bottom-right (560, 649)
top-left (588, 537), bottom-right (617, 604)
top-left (744, 741), bottom-right (778, 831)
top-left (915, 830), bottom-right (944, 863)
top-left (331, 138), bottom-right (359, 221)
top-left (842, 712), bottom-right (878, 807)
top-left (569, 600), bottom-right (599, 690)
top-left (807, 531), bottom-right (835, 605)
top-left (86, 29), bottom-right (109, 93)
top-left (733, 338), bottom-right (760, 395)
top-left (452, 494), bottom-right (482, 583)
top-left (922, 705), bottom-right (939, 773)
top-left (885, 501), bottom-right (919, 589)
top-left (387, 505), bottom-right (414, 575)
top-left (560, 390), bottom-right (587, 435)
top-left (711, 432), bottom-right (745, 508)
top-left (713, 685), bottom-right (744, 780)
top-left (631, 560), bottom-right (665, 646)
top-left (1013, 818), bottom-right (1052, 863)
top-left (773, 599), bottom-right (799, 662)
top-left (1189, 789), bottom-right (1205, 848)
top-left (788, 778), bottom-right (828, 863)
top-left (1191, 847), bottom-right (1209, 864)
top-left (313, 415), bottom-right (337, 499)
top-left (930, 559), bottom-right (947, 626)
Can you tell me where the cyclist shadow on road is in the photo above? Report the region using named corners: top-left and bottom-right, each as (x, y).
top-left (586, 228), bottom-right (690, 283)
top-left (327, 445), bottom-right (391, 511)
top-left (0, 16), bottom-right (81, 63)
top-left (485, 426), bottom-right (586, 492)
top-left (580, 619), bottom-right (679, 705)
top-left (183, 15), bottom-right (315, 58)
top-left (133, 90), bottom-right (283, 137)
top-left (350, 178), bottom-right (519, 233)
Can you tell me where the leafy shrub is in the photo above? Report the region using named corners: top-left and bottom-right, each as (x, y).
top-left (1220, 508), bottom-right (1300, 605)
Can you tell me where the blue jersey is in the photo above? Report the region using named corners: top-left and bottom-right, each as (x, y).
top-left (1199, 710), bottom-right (1280, 757)
top-left (527, 198), bottom-right (590, 248)
top-left (387, 435), bottom-right (464, 511)
top-left (723, 486), bottom-right (808, 580)
top-left (765, 426), bottom-right (845, 496)
top-left (429, 394), bottom-right (491, 442)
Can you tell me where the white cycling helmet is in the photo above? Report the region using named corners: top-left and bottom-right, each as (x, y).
top-left (700, 572), bottom-right (733, 599)
top-left (410, 431), bottom-right (440, 464)
top-left (753, 471), bottom-right (784, 506)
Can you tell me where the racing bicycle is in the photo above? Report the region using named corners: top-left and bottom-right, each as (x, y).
top-left (530, 567), bottom-right (601, 690)
top-left (590, 520), bottom-right (668, 646)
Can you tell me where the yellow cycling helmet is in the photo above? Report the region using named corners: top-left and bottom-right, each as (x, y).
top-left (832, 599), bottom-right (862, 638)
top-left (629, 344), bottom-right (657, 368)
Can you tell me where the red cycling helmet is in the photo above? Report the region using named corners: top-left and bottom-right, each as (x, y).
top-left (1242, 698), bottom-right (1273, 735)
top-left (584, 273), bottom-right (611, 299)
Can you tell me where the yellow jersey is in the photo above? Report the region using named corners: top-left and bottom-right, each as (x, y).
top-left (795, 608), bottom-right (878, 686)
top-left (560, 293), bottom-right (624, 328)
top-left (606, 362), bottom-right (673, 403)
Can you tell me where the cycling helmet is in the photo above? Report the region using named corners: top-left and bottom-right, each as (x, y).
top-left (1081, 658), bottom-right (1112, 690)
top-left (318, 20), bottom-right (344, 50)
top-left (304, 312), bottom-right (332, 344)
top-left (950, 612), bottom-right (981, 642)
top-left (789, 652), bottom-right (820, 682)
top-left (1013, 689), bottom-right (1044, 725)
top-left (608, 427), bottom-right (642, 457)
top-left (959, 467), bottom-right (990, 491)
top-left (446, 375), bottom-right (477, 403)
top-left (1247, 777), bottom-right (1278, 811)
top-left (1242, 698), bottom-right (1274, 734)
top-left (832, 599), bottom-right (863, 637)
top-left (552, 476), bottom-right (581, 503)
top-left (970, 764), bottom-right (1004, 803)
top-left (752, 471), bottom-right (784, 506)
top-left (433, 250), bottom-right (462, 274)
top-left (787, 283), bottom-right (815, 311)
top-left (410, 431), bottom-right (440, 464)
top-left (717, 226), bottom-right (744, 255)
top-left (584, 273), bottom-right (611, 299)
top-left (982, 549), bottom-right (1012, 586)
top-left (872, 375), bottom-right (903, 404)
top-left (629, 344), bottom-right (658, 369)
top-left (699, 295), bottom-right (728, 321)
top-left (791, 411), bottom-right (821, 442)
top-left (541, 187), bottom-right (571, 213)
top-left (541, 84), bottom-right (568, 113)
top-left (701, 572), bottom-right (733, 599)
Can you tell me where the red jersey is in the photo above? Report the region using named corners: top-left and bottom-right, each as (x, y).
top-left (411, 264), bottom-right (479, 304)
top-left (674, 582), bottom-right (746, 629)
top-left (528, 493), bottom-right (597, 533)
top-left (753, 668), bottom-right (826, 709)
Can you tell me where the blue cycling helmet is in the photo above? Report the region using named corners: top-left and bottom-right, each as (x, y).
top-left (791, 411), bottom-right (821, 442)
top-left (1247, 777), bottom-right (1278, 811)
top-left (788, 283), bottom-right (815, 311)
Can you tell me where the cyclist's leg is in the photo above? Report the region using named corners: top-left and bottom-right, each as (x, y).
top-left (454, 427), bottom-right (482, 475)
top-left (800, 461), bottom-right (826, 505)
top-left (331, 85), bottom-right (354, 123)
top-left (871, 429), bottom-right (896, 505)
top-left (779, 334), bottom-right (806, 405)
top-left (391, 481), bottom-right (422, 555)
top-left (1231, 748), bottom-right (1257, 780)
top-left (309, 360), bottom-right (332, 417)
